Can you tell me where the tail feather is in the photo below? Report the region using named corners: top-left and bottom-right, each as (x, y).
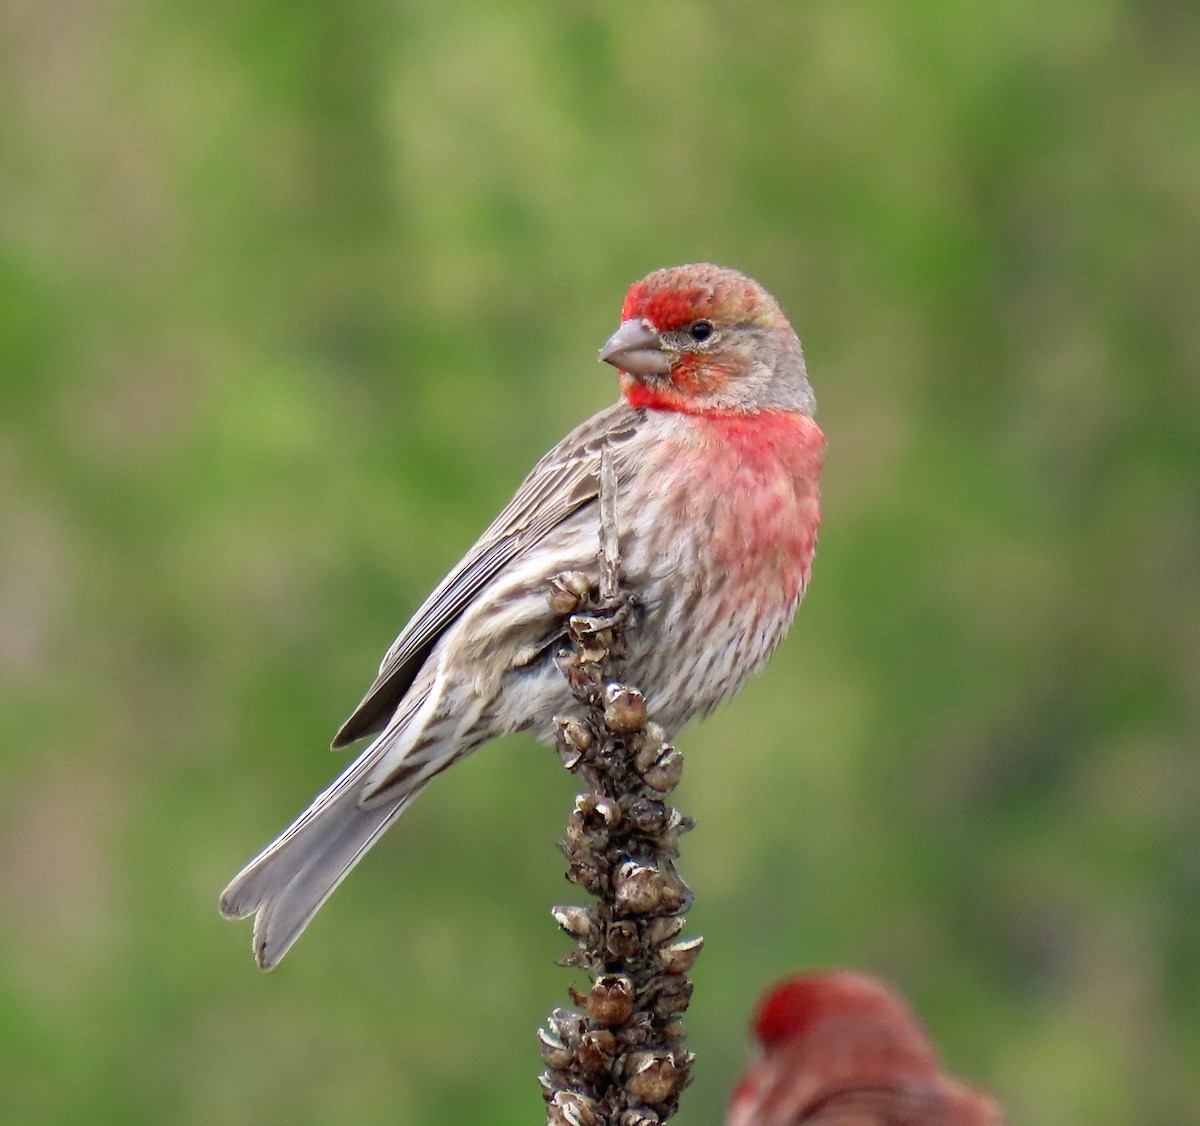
top-left (220, 779), bottom-right (424, 970)
top-left (243, 792), bottom-right (417, 970)
top-left (221, 679), bottom-right (445, 968)
top-left (220, 744), bottom-right (426, 970)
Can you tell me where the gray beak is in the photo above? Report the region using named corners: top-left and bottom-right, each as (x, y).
top-left (598, 319), bottom-right (671, 378)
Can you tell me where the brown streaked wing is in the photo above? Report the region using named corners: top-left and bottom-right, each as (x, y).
top-left (332, 400), bottom-right (643, 747)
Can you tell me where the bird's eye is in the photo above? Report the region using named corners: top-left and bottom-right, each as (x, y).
top-left (688, 320), bottom-right (714, 342)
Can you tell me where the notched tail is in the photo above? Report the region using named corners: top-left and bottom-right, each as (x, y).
top-left (219, 775), bottom-right (423, 970)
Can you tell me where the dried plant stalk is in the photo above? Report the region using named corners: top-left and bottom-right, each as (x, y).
top-left (539, 452), bottom-right (701, 1126)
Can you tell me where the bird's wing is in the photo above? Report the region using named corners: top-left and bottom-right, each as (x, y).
top-left (332, 399), bottom-right (643, 747)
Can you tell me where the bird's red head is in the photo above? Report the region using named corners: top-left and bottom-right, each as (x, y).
top-left (752, 971), bottom-right (926, 1052)
top-left (599, 264), bottom-right (813, 417)
top-left (620, 264), bottom-right (779, 333)
top-left (730, 973), bottom-right (1005, 1126)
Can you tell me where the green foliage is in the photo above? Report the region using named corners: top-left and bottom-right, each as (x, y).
top-left (1, 2), bottom-right (1197, 1123)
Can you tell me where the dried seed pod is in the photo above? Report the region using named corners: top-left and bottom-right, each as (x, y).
top-left (625, 797), bottom-right (667, 835)
top-left (590, 744), bottom-right (622, 777)
top-left (537, 1027), bottom-right (575, 1070)
top-left (649, 977), bottom-right (694, 1019)
top-left (640, 747), bottom-right (683, 793)
top-left (644, 916), bottom-right (685, 947)
top-left (654, 869), bottom-right (689, 914)
top-left (620, 1110), bottom-right (661, 1126)
top-left (577, 1028), bottom-right (617, 1073)
top-left (603, 683), bottom-right (648, 733)
top-left (563, 656), bottom-right (605, 694)
top-left (656, 884), bottom-right (685, 915)
top-left (566, 853), bottom-right (608, 894)
top-left (596, 796), bottom-right (622, 828)
top-left (567, 806), bottom-right (608, 851)
top-left (549, 571), bottom-right (592, 615)
top-left (569, 613), bottom-right (610, 635)
top-left (643, 808), bottom-right (688, 853)
top-left (586, 973), bottom-right (636, 1027)
top-left (557, 745), bottom-right (584, 771)
top-left (547, 1090), bottom-right (601, 1126)
top-left (657, 935), bottom-right (704, 974)
top-left (604, 919), bottom-right (640, 961)
top-left (569, 614), bottom-right (616, 660)
top-left (633, 737), bottom-right (664, 774)
top-left (557, 717), bottom-right (594, 754)
top-left (613, 861), bottom-right (666, 916)
top-left (546, 1006), bottom-right (584, 1041)
top-left (662, 808), bottom-right (695, 837)
top-left (621, 1009), bottom-right (656, 1048)
top-left (624, 1051), bottom-right (687, 1106)
top-left (577, 793), bottom-right (622, 829)
top-left (551, 904), bottom-right (595, 942)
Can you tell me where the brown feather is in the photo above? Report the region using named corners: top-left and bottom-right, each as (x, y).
top-left (332, 401), bottom-right (644, 747)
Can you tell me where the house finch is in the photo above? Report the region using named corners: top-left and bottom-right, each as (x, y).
top-left (727, 972), bottom-right (1005, 1125)
top-left (220, 263), bottom-right (825, 969)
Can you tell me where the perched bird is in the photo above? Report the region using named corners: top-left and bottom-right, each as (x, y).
top-left (220, 264), bottom-right (825, 968)
top-left (727, 972), bottom-right (1005, 1125)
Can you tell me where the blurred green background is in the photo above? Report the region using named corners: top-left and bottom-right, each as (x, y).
top-left (1, 1), bottom-right (1197, 1123)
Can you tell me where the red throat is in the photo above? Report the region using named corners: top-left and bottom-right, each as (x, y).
top-left (621, 369), bottom-right (736, 414)
top-left (637, 405), bottom-right (824, 608)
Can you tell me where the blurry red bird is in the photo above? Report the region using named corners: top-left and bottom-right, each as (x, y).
top-left (728, 972), bottom-right (1005, 1125)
